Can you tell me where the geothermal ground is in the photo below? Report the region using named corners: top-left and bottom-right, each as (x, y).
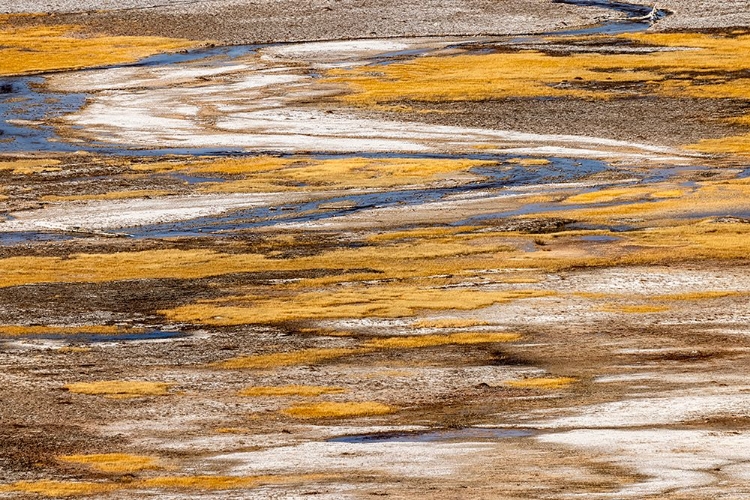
top-left (2, 0), bottom-right (750, 498)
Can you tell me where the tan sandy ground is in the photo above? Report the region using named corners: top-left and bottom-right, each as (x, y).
top-left (0, 0), bottom-right (614, 43)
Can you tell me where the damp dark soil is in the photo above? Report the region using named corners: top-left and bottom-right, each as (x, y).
top-left (0, 424), bottom-right (117, 479)
top-left (382, 97), bottom-right (750, 147)
top-left (2, 277), bottom-right (750, 491)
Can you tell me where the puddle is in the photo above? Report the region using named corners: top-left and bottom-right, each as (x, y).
top-left (169, 172), bottom-right (227, 185)
top-left (552, 0), bottom-right (669, 36)
top-left (0, 231), bottom-right (76, 246)
top-left (555, 20), bottom-right (651, 37)
top-left (568, 222), bottom-right (635, 232)
top-left (451, 201), bottom-right (590, 226)
top-left (0, 149), bottom-right (697, 242)
top-left (124, 188), bottom-right (446, 238)
top-left (328, 427), bottom-right (535, 443)
top-left (470, 157), bottom-right (606, 185)
top-left (555, 0), bottom-right (661, 18)
top-left (580, 235), bottom-right (620, 242)
top-left (453, 189), bottom-right (693, 227)
top-left (645, 165), bottom-right (713, 183)
top-left (0, 76), bottom-right (87, 152)
top-left (123, 155), bottom-right (608, 238)
top-left (367, 48), bottom-right (435, 66)
top-left (1, 329), bottom-right (187, 343)
top-left (131, 44), bottom-right (261, 68)
top-left (0, 154), bottom-right (655, 242)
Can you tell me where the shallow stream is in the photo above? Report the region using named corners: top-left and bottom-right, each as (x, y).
top-left (0, 1), bottom-right (675, 243)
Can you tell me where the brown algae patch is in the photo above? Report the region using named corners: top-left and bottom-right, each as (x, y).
top-left (328, 32), bottom-right (750, 105)
top-left (41, 190), bottom-right (173, 203)
top-left (200, 157), bottom-right (498, 192)
top-left (598, 305), bottom-right (670, 314)
top-left (364, 332), bottom-right (520, 349)
top-left (139, 474), bottom-right (327, 491)
top-left (561, 181), bottom-right (750, 224)
top-left (58, 454), bottom-right (161, 473)
top-left (727, 115), bottom-right (750, 127)
top-left (366, 226), bottom-right (470, 243)
top-left (0, 475), bottom-right (326, 497)
top-left (564, 186), bottom-right (684, 204)
top-left (58, 346), bottom-right (92, 353)
top-left (0, 249), bottom-right (272, 288)
top-left (0, 480), bottom-right (120, 497)
top-left (621, 223), bottom-right (750, 263)
top-left (239, 385), bottom-right (346, 397)
top-left (65, 381), bottom-right (172, 398)
top-left (507, 158), bottom-right (552, 166)
top-left (164, 288), bottom-right (555, 325)
top-left (326, 51), bottom-right (650, 103)
top-left (574, 291), bottom-right (743, 303)
top-left (216, 348), bottom-right (365, 370)
top-left (411, 318), bottom-right (491, 329)
top-left (137, 475), bottom-right (264, 490)
top-left (0, 24), bottom-right (200, 76)
top-left (0, 240), bottom-right (506, 288)
top-left (0, 325), bottom-right (141, 336)
top-left (0, 234), bottom-right (544, 291)
top-left (326, 31), bottom-right (750, 156)
top-left (129, 156), bottom-right (293, 175)
top-left (132, 156), bottom-right (498, 192)
top-left (689, 134), bottom-right (750, 156)
top-left (505, 377), bottom-right (578, 390)
top-left (216, 427), bottom-right (251, 434)
top-left (217, 333), bottom-right (521, 370)
top-left (282, 401), bottom-right (395, 419)
top-left (4, 221), bottom-right (749, 334)
top-left (653, 291), bottom-right (743, 301)
top-left (0, 159), bottom-right (62, 174)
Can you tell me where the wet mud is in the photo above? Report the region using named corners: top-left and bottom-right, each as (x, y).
top-left (2, 1), bottom-right (750, 499)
